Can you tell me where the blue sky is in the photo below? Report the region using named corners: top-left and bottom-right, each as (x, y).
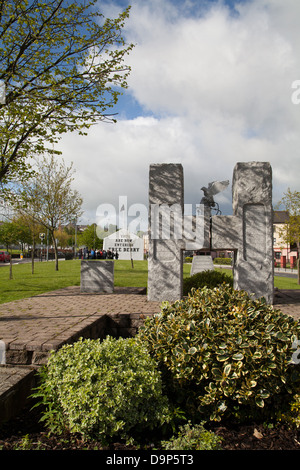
top-left (57, 0), bottom-right (300, 225)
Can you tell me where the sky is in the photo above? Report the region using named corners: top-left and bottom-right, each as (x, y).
top-left (56, 0), bottom-right (300, 228)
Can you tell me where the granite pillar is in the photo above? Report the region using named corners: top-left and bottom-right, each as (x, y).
top-left (147, 164), bottom-right (184, 302)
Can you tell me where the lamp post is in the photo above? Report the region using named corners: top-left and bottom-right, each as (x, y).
top-left (74, 219), bottom-right (77, 259)
top-left (39, 232), bottom-right (45, 261)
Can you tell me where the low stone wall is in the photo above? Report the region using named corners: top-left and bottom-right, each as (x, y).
top-left (4, 312), bottom-right (154, 367)
top-left (0, 366), bottom-right (36, 424)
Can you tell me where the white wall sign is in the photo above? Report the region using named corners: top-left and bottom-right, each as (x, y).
top-left (103, 228), bottom-right (144, 260)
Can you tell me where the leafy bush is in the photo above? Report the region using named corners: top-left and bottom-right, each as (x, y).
top-left (279, 392), bottom-right (300, 429)
top-left (162, 421), bottom-right (222, 450)
top-left (33, 337), bottom-right (171, 443)
top-left (183, 269), bottom-right (233, 295)
top-left (138, 285), bottom-right (300, 424)
top-left (213, 257), bottom-right (232, 265)
top-left (185, 257), bottom-right (193, 263)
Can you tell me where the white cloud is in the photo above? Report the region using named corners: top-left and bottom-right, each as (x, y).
top-left (58, 0), bottom-right (300, 223)
top-left (126, 0), bottom-right (298, 130)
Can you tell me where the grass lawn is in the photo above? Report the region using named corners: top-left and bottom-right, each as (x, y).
top-left (0, 260), bottom-right (298, 304)
top-left (215, 267), bottom-right (300, 290)
top-left (0, 260), bottom-right (81, 304)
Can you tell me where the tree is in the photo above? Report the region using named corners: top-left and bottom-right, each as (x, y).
top-left (78, 223), bottom-right (102, 251)
top-left (14, 154), bottom-right (83, 271)
top-left (14, 213), bottom-right (44, 274)
top-left (54, 227), bottom-right (72, 250)
top-left (277, 188), bottom-right (300, 283)
top-left (0, 220), bottom-right (22, 250)
top-left (0, 219), bottom-right (25, 279)
top-left (0, 0), bottom-right (134, 183)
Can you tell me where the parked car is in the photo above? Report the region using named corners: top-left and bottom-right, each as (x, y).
top-left (0, 251), bottom-right (11, 262)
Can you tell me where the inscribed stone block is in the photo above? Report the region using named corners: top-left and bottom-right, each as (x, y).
top-left (80, 260), bottom-right (114, 294)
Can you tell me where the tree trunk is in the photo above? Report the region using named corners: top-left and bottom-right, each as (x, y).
top-left (52, 233), bottom-right (59, 271)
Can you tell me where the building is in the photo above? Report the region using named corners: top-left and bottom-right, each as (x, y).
top-left (273, 210), bottom-right (298, 266)
top-left (103, 228), bottom-right (144, 260)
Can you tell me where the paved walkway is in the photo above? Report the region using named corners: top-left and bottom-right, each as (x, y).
top-left (0, 286), bottom-right (299, 366)
top-left (273, 288), bottom-right (300, 320)
top-left (0, 286), bottom-right (161, 366)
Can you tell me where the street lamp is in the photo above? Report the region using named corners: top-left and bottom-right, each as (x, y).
top-left (39, 232), bottom-right (45, 261)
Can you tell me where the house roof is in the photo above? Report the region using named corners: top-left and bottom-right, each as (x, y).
top-left (273, 210), bottom-right (289, 224)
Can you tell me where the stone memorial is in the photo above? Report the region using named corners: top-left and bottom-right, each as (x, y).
top-left (190, 255), bottom-right (214, 276)
top-left (147, 161), bottom-right (274, 304)
top-left (147, 163), bottom-right (185, 302)
top-left (211, 161), bottom-right (274, 304)
top-left (80, 260), bottom-right (114, 294)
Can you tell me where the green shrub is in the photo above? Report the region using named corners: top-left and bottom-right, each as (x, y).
top-left (162, 421), bottom-right (222, 450)
top-left (279, 392), bottom-right (300, 429)
top-left (33, 337), bottom-right (171, 443)
top-left (138, 285), bottom-right (300, 424)
top-left (185, 257), bottom-right (193, 263)
top-left (213, 257), bottom-right (232, 265)
top-left (183, 269), bottom-right (233, 295)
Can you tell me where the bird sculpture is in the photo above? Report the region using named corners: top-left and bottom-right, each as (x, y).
top-left (200, 180), bottom-right (230, 214)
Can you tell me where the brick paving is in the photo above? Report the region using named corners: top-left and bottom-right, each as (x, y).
top-left (0, 286), bottom-right (299, 366)
top-left (273, 289), bottom-right (300, 320)
top-left (0, 286), bottom-right (161, 366)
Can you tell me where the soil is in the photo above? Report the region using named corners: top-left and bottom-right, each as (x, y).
top-left (0, 404), bottom-right (299, 451)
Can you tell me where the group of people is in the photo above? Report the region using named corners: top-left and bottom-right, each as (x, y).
top-left (79, 248), bottom-right (119, 260)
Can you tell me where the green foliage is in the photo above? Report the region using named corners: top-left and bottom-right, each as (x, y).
top-left (14, 154), bottom-right (83, 271)
top-left (138, 285), bottom-right (300, 424)
top-left (77, 224), bottom-right (102, 250)
top-left (162, 421), bottom-right (222, 450)
top-left (279, 393), bottom-right (300, 429)
top-left (0, 220), bottom-right (29, 250)
top-left (0, 0), bottom-right (134, 183)
top-left (213, 257), bottom-right (232, 265)
top-left (183, 269), bottom-right (233, 295)
top-left (33, 337), bottom-right (171, 443)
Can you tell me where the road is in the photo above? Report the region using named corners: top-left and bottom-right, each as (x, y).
top-left (0, 257), bottom-right (64, 267)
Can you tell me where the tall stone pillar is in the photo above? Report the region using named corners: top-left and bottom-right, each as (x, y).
top-left (232, 162), bottom-right (274, 303)
top-left (211, 162), bottom-right (274, 303)
top-left (148, 164), bottom-right (184, 302)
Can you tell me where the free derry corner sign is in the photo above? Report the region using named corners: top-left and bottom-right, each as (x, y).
top-left (103, 228), bottom-right (144, 260)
